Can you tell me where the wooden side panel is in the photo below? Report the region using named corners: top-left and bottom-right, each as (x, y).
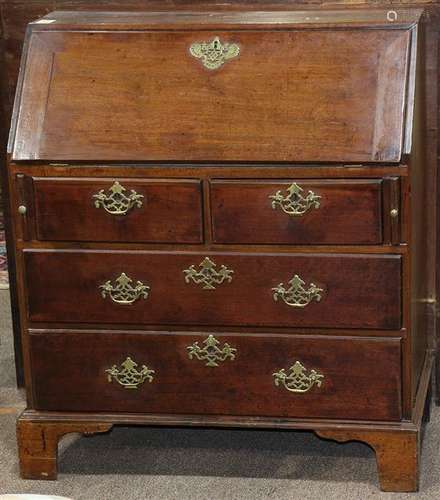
top-left (11, 28), bottom-right (410, 162)
top-left (24, 250), bottom-right (402, 330)
top-left (408, 21), bottom-right (433, 407)
top-left (29, 331), bottom-right (403, 421)
top-left (10, 32), bottom-right (54, 159)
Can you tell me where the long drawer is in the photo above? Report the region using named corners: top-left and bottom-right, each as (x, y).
top-left (24, 250), bottom-right (402, 330)
top-left (32, 177), bottom-right (203, 243)
top-left (29, 331), bottom-right (402, 421)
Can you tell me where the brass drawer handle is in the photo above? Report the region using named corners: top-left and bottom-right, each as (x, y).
top-left (100, 273), bottom-right (150, 305)
top-left (93, 181), bottom-right (144, 215)
top-left (187, 335), bottom-right (237, 367)
top-left (272, 274), bottom-right (323, 308)
top-left (190, 37), bottom-right (240, 70)
top-left (269, 183), bottom-right (321, 217)
top-left (273, 361), bottom-right (324, 393)
top-left (183, 257), bottom-right (234, 290)
top-left (106, 356), bottom-right (155, 389)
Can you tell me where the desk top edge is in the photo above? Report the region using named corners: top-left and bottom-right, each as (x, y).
top-left (29, 8), bottom-right (424, 31)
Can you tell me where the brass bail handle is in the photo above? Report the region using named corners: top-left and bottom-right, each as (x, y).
top-left (187, 335), bottom-right (237, 367)
top-left (100, 273), bottom-right (150, 305)
top-left (272, 273), bottom-right (324, 308)
top-left (93, 181), bottom-right (144, 216)
top-left (183, 257), bottom-right (234, 290)
top-left (269, 183), bottom-right (321, 217)
top-left (273, 361), bottom-right (324, 393)
top-left (106, 356), bottom-right (155, 389)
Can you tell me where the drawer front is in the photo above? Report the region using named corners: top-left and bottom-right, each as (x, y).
top-left (13, 29), bottom-right (410, 162)
top-left (25, 251), bottom-right (401, 330)
top-left (211, 180), bottom-right (383, 245)
top-left (32, 178), bottom-right (203, 243)
top-left (29, 331), bottom-right (402, 421)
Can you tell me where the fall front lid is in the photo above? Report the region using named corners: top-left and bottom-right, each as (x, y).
top-left (9, 10), bottom-right (418, 162)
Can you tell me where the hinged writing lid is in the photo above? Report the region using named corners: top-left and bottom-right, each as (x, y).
top-left (9, 9), bottom-right (421, 163)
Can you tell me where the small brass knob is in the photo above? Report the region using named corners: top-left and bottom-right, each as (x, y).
top-left (18, 205), bottom-right (27, 215)
top-left (390, 209), bottom-right (399, 218)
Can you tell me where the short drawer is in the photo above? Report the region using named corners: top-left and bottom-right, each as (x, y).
top-left (29, 331), bottom-right (402, 421)
top-left (31, 177), bottom-right (203, 243)
top-left (211, 180), bottom-right (384, 245)
top-left (24, 250), bottom-right (402, 330)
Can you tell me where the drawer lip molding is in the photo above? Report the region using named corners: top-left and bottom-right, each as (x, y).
top-left (211, 179), bottom-right (384, 245)
top-left (28, 331), bottom-right (403, 421)
top-left (23, 250), bottom-right (402, 330)
top-left (11, 22), bottom-right (413, 163)
top-left (31, 177), bottom-right (204, 243)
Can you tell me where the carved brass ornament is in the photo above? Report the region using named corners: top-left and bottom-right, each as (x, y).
top-left (273, 361), bottom-right (324, 393)
top-left (93, 181), bottom-right (144, 215)
top-left (106, 356), bottom-right (155, 389)
top-left (269, 183), bottom-right (321, 217)
top-left (189, 37), bottom-right (240, 70)
top-left (100, 273), bottom-right (150, 305)
top-left (183, 257), bottom-right (234, 290)
top-left (187, 335), bottom-right (237, 367)
top-left (272, 274), bottom-right (323, 308)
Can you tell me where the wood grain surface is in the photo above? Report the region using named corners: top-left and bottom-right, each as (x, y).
top-left (28, 330), bottom-right (403, 420)
top-left (316, 429), bottom-right (419, 492)
top-left (17, 418), bottom-right (112, 480)
top-left (1, 0), bottom-right (438, 400)
top-left (23, 250), bottom-right (402, 329)
top-left (1, 3), bottom-right (437, 491)
top-left (211, 179), bottom-right (385, 245)
top-left (32, 178), bottom-right (203, 243)
top-left (10, 27), bottom-right (411, 162)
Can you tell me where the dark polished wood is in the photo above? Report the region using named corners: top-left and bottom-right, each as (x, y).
top-left (10, 19), bottom-right (412, 162)
top-left (24, 9), bottom-right (425, 28)
top-left (15, 353), bottom-right (433, 489)
top-left (24, 250), bottom-right (402, 330)
top-left (31, 332), bottom-right (401, 420)
top-left (5, 7), bottom-right (435, 492)
top-left (32, 177), bottom-right (203, 243)
top-left (1, 0), bottom-right (438, 403)
top-left (28, 330), bottom-right (403, 420)
top-left (211, 179), bottom-right (385, 245)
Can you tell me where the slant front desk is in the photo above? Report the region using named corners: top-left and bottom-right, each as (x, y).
top-left (6, 9), bottom-right (433, 491)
